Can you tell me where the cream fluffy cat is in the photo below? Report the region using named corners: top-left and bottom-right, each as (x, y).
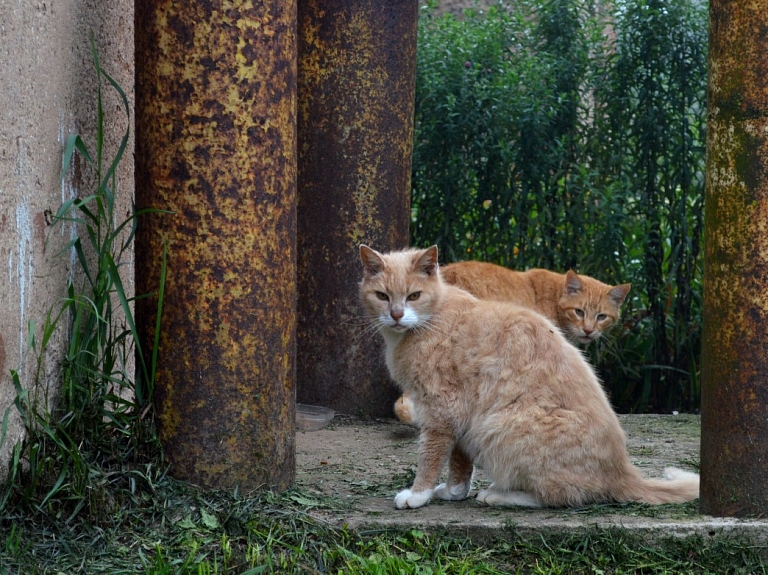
top-left (395, 260), bottom-right (631, 424)
top-left (360, 245), bottom-right (698, 509)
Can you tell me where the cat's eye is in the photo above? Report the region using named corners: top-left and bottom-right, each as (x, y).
top-left (596, 313), bottom-right (607, 322)
top-left (375, 291), bottom-right (389, 301)
top-left (407, 292), bottom-right (421, 301)
top-left (574, 309), bottom-right (585, 318)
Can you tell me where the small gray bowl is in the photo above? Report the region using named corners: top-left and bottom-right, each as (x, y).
top-left (296, 403), bottom-right (335, 431)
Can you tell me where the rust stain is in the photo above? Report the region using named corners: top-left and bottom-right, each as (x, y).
top-left (135, 0), bottom-right (297, 491)
top-left (296, 0), bottom-right (418, 416)
top-left (33, 211), bottom-right (47, 252)
top-left (701, 0), bottom-right (768, 516)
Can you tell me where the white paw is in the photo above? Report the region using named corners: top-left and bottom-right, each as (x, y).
top-left (476, 488), bottom-right (492, 504)
top-left (394, 488), bottom-right (433, 509)
top-left (476, 488), bottom-right (540, 507)
top-left (434, 481), bottom-right (471, 501)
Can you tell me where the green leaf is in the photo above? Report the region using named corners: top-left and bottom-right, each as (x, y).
top-left (177, 516), bottom-right (196, 530)
top-left (60, 134), bottom-right (93, 184)
top-left (199, 507), bottom-right (219, 530)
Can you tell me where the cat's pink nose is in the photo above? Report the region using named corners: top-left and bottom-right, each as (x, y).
top-left (583, 327), bottom-right (594, 335)
top-left (391, 307), bottom-right (404, 321)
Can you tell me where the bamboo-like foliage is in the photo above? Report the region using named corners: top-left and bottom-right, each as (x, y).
top-left (412, 0), bottom-right (707, 412)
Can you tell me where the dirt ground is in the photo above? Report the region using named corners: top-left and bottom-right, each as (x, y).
top-left (296, 413), bottom-right (701, 503)
top-left (293, 413), bottom-right (731, 539)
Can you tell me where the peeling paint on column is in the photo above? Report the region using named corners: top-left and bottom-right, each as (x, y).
top-left (296, 0), bottom-right (418, 416)
top-left (700, 0), bottom-right (768, 516)
top-left (14, 201), bottom-right (31, 358)
top-left (135, 0), bottom-right (297, 491)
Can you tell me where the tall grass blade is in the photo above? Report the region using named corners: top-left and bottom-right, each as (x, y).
top-left (0, 39), bottom-right (164, 519)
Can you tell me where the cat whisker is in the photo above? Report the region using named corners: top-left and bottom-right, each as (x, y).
top-left (349, 318), bottom-right (387, 345)
top-left (349, 323), bottom-right (382, 340)
top-left (341, 316), bottom-right (376, 328)
top-left (413, 317), bottom-right (451, 339)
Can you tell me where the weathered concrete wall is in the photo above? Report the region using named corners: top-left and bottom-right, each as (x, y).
top-left (0, 0), bottom-right (134, 469)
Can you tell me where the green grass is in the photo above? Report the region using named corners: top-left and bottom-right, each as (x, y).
top-left (0, 478), bottom-right (765, 574)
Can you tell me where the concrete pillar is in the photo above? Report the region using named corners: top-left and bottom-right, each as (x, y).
top-left (296, 0), bottom-right (417, 416)
top-left (700, 0), bottom-right (768, 516)
top-left (135, 0), bottom-right (297, 490)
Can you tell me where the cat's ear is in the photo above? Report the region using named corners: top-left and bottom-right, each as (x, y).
top-left (609, 283), bottom-right (631, 307)
top-left (414, 245), bottom-right (439, 276)
top-left (564, 270), bottom-right (582, 295)
top-left (360, 245), bottom-right (385, 276)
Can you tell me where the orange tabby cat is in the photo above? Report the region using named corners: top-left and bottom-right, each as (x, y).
top-left (394, 261), bottom-right (630, 424)
top-left (360, 245), bottom-right (698, 509)
top-left (443, 261), bottom-right (631, 345)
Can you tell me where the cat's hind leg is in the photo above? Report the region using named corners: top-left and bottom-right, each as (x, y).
top-left (476, 487), bottom-right (542, 508)
top-left (434, 444), bottom-right (474, 501)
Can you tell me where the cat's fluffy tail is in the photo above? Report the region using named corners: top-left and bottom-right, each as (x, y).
top-left (623, 467), bottom-right (699, 504)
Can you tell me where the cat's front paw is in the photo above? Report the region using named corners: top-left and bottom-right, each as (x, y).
top-left (434, 481), bottom-right (471, 501)
top-left (394, 488), bottom-right (433, 509)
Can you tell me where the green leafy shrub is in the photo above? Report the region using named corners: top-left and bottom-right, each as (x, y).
top-left (412, 0), bottom-right (707, 412)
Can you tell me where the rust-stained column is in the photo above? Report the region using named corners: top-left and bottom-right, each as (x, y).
top-left (700, 0), bottom-right (768, 516)
top-left (296, 0), bottom-right (417, 415)
top-left (135, 1), bottom-right (297, 490)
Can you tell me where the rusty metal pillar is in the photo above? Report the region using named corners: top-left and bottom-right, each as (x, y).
top-left (700, 0), bottom-right (768, 516)
top-left (135, 1), bottom-right (297, 490)
top-left (296, 0), bottom-right (417, 415)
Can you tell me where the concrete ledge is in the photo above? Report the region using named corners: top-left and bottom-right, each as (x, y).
top-left (343, 499), bottom-right (768, 546)
top-left (296, 414), bottom-right (768, 547)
